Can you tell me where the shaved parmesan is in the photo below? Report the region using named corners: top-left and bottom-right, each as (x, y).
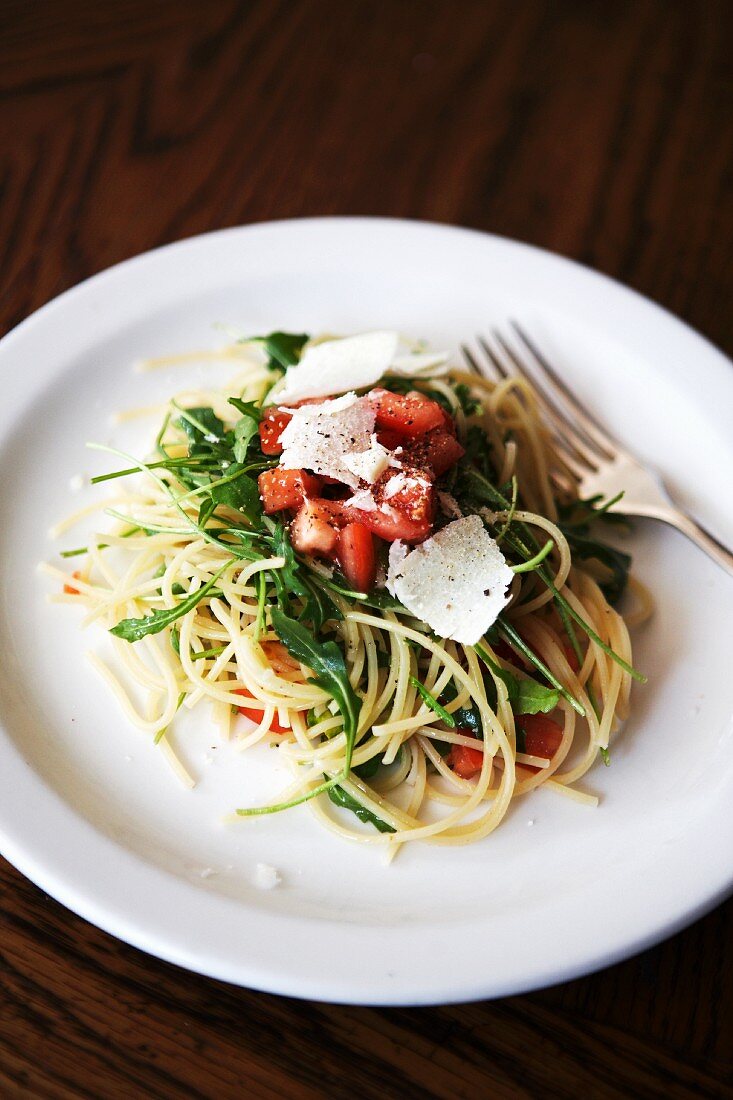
top-left (344, 487), bottom-right (378, 511)
top-left (342, 434), bottom-right (391, 484)
top-left (278, 393), bottom-right (375, 488)
top-left (383, 472), bottom-right (431, 499)
top-left (269, 332), bottom-right (452, 404)
top-left (273, 331), bottom-right (398, 404)
top-left (386, 515), bottom-right (513, 644)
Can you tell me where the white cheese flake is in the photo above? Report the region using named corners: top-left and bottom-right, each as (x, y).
top-left (342, 434), bottom-right (391, 484)
top-left (344, 487), bottom-right (378, 511)
top-left (382, 472), bottom-right (431, 499)
top-left (269, 332), bottom-right (452, 404)
top-left (273, 331), bottom-right (399, 404)
top-left (278, 392), bottom-right (375, 488)
top-left (386, 515), bottom-right (514, 644)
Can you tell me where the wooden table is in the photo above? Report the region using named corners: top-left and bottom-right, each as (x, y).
top-left (1, 2), bottom-right (731, 1096)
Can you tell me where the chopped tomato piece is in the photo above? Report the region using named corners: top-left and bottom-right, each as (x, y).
top-left (258, 467), bottom-right (321, 513)
top-left (260, 640), bottom-right (299, 673)
top-left (234, 688), bottom-right (290, 734)
top-left (375, 427), bottom-right (404, 451)
top-left (370, 389), bottom-right (447, 439)
top-left (258, 408), bottom-right (292, 454)
top-left (354, 503), bottom-right (432, 543)
top-left (63, 570), bottom-right (82, 595)
top-left (404, 390), bottom-right (458, 436)
top-left (352, 468), bottom-right (435, 543)
top-left (338, 522), bottom-right (377, 593)
top-left (290, 498), bottom-right (349, 557)
top-left (518, 713), bottom-right (564, 761)
top-left (563, 641), bottom-right (581, 673)
top-left (448, 740), bottom-right (485, 779)
top-left (421, 428), bottom-right (465, 475)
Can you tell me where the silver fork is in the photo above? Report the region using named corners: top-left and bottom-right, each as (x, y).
top-left (463, 322), bottom-right (733, 577)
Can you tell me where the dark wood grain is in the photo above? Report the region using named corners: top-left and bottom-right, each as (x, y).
top-left (1, 1), bottom-right (732, 1096)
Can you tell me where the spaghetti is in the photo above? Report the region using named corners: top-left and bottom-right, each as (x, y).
top-left (43, 332), bottom-right (648, 853)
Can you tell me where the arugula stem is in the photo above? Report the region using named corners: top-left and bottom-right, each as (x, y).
top-left (543, 579), bottom-right (646, 683)
top-left (511, 539), bottom-right (554, 574)
top-left (409, 677), bottom-right (456, 727)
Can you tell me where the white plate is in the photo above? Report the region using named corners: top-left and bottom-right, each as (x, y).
top-left (0, 218), bottom-right (732, 1006)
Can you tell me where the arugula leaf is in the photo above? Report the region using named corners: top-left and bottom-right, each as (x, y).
top-left (375, 647), bottom-right (391, 670)
top-left (410, 677), bottom-right (456, 727)
top-left (353, 751), bottom-right (385, 779)
top-left (228, 398), bottom-right (261, 462)
top-left (245, 331), bottom-right (309, 370)
top-left (475, 642), bottom-right (561, 714)
top-left (110, 563), bottom-right (229, 642)
top-left (209, 464), bottom-right (262, 524)
top-left (299, 574), bottom-right (343, 633)
top-left (266, 521), bottom-right (309, 614)
top-left (515, 679), bottom-right (561, 714)
top-left (453, 382), bottom-right (482, 416)
top-left (175, 406), bottom-right (226, 448)
top-left (270, 610), bottom-right (361, 770)
top-left (327, 784), bottom-right (395, 833)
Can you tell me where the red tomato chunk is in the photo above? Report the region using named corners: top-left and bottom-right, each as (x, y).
top-left (370, 389), bottom-right (447, 439)
top-left (518, 714), bottom-right (564, 762)
top-left (290, 498), bottom-right (349, 557)
top-left (234, 688), bottom-right (290, 734)
top-left (258, 468), bottom-right (321, 514)
top-left (354, 504), bottom-right (432, 544)
top-left (448, 740), bottom-right (485, 779)
top-left (337, 522), bottom-right (377, 593)
top-left (422, 428), bottom-right (465, 476)
top-left (258, 408), bottom-right (292, 455)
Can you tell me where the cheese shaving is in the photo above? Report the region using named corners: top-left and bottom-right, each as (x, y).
top-left (270, 332), bottom-right (451, 404)
top-left (278, 393), bottom-right (375, 489)
top-left (342, 434), bottom-right (392, 484)
top-left (273, 331), bottom-right (398, 404)
top-left (386, 515), bottom-right (514, 644)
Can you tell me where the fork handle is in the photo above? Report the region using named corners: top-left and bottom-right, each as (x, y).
top-left (653, 507), bottom-right (733, 577)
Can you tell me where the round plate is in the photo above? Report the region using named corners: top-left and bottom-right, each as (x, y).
top-left (0, 218), bottom-right (731, 1005)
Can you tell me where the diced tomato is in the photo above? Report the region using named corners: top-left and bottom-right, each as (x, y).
top-left (63, 570), bottom-right (82, 595)
top-left (518, 713), bottom-right (564, 761)
top-left (370, 389), bottom-right (447, 439)
top-left (234, 688), bottom-right (290, 734)
top-left (421, 428), bottom-right (465, 475)
top-left (355, 507), bottom-right (428, 543)
top-left (563, 641), bottom-right (581, 673)
top-left (258, 408), bottom-right (292, 454)
top-left (375, 427), bottom-right (404, 450)
top-left (405, 390), bottom-right (458, 436)
top-left (448, 739), bottom-right (485, 779)
top-left (290, 498), bottom-right (349, 557)
top-left (258, 467), bottom-right (321, 514)
top-left (260, 640), bottom-right (299, 673)
top-left (337, 522), bottom-right (377, 593)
